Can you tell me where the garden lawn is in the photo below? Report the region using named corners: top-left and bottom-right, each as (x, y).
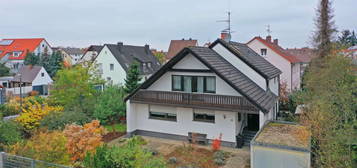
top-left (104, 123), bottom-right (126, 132)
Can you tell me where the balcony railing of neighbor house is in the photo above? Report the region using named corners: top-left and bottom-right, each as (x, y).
top-left (131, 90), bottom-right (258, 113)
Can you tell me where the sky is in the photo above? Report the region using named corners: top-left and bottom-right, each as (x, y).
top-left (0, 0), bottom-right (356, 50)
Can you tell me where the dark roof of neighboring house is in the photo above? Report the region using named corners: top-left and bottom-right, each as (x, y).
top-left (12, 65), bottom-right (42, 83)
top-left (61, 47), bottom-right (84, 55)
top-left (105, 43), bottom-right (161, 75)
top-left (126, 46), bottom-right (278, 113)
top-left (87, 45), bottom-right (103, 53)
top-left (166, 39), bottom-right (198, 60)
top-left (247, 36), bottom-right (302, 63)
top-left (210, 39), bottom-right (282, 79)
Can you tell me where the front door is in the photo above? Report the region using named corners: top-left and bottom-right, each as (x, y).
top-left (247, 114), bottom-right (259, 131)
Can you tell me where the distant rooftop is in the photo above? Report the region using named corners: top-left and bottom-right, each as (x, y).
top-left (166, 38), bottom-right (198, 60)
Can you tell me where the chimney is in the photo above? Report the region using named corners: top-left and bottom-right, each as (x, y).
top-left (144, 44), bottom-right (150, 54)
top-left (273, 39), bottom-right (278, 45)
top-left (117, 42), bottom-right (123, 51)
top-left (189, 38), bottom-right (192, 40)
top-left (220, 32), bottom-right (231, 42)
top-left (266, 35), bottom-right (272, 43)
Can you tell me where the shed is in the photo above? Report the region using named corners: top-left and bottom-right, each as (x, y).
top-left (251, 120), bottom-right (311, 168)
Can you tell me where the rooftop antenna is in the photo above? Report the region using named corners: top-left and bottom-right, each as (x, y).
top-left (217, 11), bottom-right (233, 35)
top-left (266, 24), bottom-right (272, 36)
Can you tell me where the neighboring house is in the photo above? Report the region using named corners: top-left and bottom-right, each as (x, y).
top-left (125, 38), bottom-right (281, 148)
top-left (247, 36), bottom-right (315, 91)
top-left (166, 38), bottom-right (198, 61)
top-left (94, 42), bottom-right (161, 85)
top-left (53, 47), bottom-right (85, 65)
top-left (342, 45), bottom-right (357, 65)
top-left (285, 47), bottom-right (317, 79)
top-left (10, 65), bottom-right (53, 96)
top-left (0, 38), bottom-right (53, 73)
top-left (0, 76), bottom-right (14, 88)
top-left (80, 45), bottom-right (104, 63)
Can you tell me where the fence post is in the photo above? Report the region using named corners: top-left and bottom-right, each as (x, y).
top-left (31, 159), bottom-right (36, 168)
top-left (0, 152), bottom-right (4, 168)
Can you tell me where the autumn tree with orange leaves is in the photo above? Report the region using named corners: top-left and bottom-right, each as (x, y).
top-left (63, 120), bottom-right (105, 162)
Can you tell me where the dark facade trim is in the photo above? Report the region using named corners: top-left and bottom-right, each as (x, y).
top-left (127, 129), bottom-right (236, 148)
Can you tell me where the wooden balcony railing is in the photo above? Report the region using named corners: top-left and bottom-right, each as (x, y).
top-left (130, 90), bottom-right (258, 113)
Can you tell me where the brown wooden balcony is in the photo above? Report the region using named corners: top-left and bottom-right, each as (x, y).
top-left (130, 90), bottom-right (259, 113)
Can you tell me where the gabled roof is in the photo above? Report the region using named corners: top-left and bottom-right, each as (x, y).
top-left (247, 36), bottom-right (301, 63)
top-left (210, 39), bottom-right (281, 79)
top-left (105, 43), bottom-right (161, 75)
top-left (61, 47), bottom-right (84, 55)
top-left (166, 39), bottom-right (198, 60)
top-left (87, 45), bottom-right (103, 53)
top-left (0, 38), bottom-right (45, 60)
top-left (12, 65), bottom-right (43, 83)
top-left (126, 46), bottom-right (278, 113)
top-left (286, 48), bottom-right (317, 63)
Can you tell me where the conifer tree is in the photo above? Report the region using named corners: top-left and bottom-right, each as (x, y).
top-left (24, 53), bottom-right (40, 66)
top-left (124, 62), bottom-right (142, 94)
top-left (313, 0), bottom-right (336, 58)
top-left (47, 51), bottom-right (63, 77)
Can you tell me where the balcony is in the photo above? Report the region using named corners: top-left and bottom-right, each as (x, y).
top-left (130, 90), bottom-right (259, 113)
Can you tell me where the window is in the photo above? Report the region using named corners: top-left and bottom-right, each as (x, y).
top-left (149, 112), bottom-right (177, 121)
top-left (107, 77), bottom-right (111, 81)
top-left (13, 51), bottom-right (22, 57)
top-left (41, 73), bottom-right (44, 77)
top-left (193, 109), bottom-right (215, 123)
top-left (238, 113), bottom-right (242, 121)
top-left (172, 75), bottom-right (216, 93)
top-left (110, 64), bottom-right (114, 71)
top-left (42, 44), bottom-right (45, 47)
top-left (260, 48), bottom-right (267, 56)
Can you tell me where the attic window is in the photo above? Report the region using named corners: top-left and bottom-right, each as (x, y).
top-left (13, 51), bottom-right (22, 57)
top-left (110, 64), bottom-right (114, 71)
top-left (260, 49), bottom-right (267, 56)
top-left (41, 73), bottom-right (44, 77)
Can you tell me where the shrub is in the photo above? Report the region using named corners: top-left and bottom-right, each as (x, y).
top-left (0, 104), bottom-right (19, 117)
top-left (213, 151), bottom-right (227, 166)
top-left (0, 121), bottom-right (22, 150)
top-left (15, 97), bottom-right (63, 131)
top-left (93, 85), bottom-right (126, 125)
top-left (8, 130), bottom-right (70, 165)
top-left (63, 120), bottom-right (105, 162)
top-left (83, 136), bottom-right (166, 168)
top-left (40, 110), bottom-right (91, 130)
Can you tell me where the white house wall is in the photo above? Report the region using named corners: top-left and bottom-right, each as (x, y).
top-left (247, 40), bottom-right (293, 91)
top-left (291, 63), bottom-right (301, 90)
top-left (32, 67), bottom-right (53, 86)
top-left (81, 51), bottom-right (97, 62)
top-left (173, 54), bottom-right (209, 70)
top-left (95, 46), bottom-right (127, 85)
top-left (34, 40), bottom-right (53, 55)
top-left (212, 43), bottom-right (267, 91)
top-left (268, 77), bottom-right (279, 96)
top-left (127, 103), bottom-right (238, 143)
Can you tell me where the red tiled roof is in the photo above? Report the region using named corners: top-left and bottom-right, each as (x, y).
top-left (0, 38), bottom-right (44, 60)
top-left (286, 48), bottom-right (317, 63)
top-left (166, 39), bottom-right (198, 60)
top-left (247, 36), bottom-right (301, 63)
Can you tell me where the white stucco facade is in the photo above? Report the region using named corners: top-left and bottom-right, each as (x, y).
top-left (127, 102), bottom-right (240, 143)
top-left (32, 67), bottom-right (53, 86)
top-left (95, 46), bottom-right (127, 85)
top-left (247, 39), bottom-right (301, 91)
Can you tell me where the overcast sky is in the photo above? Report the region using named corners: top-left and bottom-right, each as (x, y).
top-left (0, 0), bottom-right (356, 50)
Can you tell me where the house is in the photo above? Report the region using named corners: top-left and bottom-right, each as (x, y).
top-left (93, 42), bottom-right (161, 85)
top-left (53, 47), bottom-right (85, 65)
top-left (125, 38), bottom-right (281, 147)
top-left (80, 45), bottom-right (104, 63)
top-left (166, 38), bottom-right (198, 61)
top-left (247, 36), bottom-right (315, 91)
top-left (0, 38), bottom-right (53, 73)
top-left (9, 65), bottom-right (53, 96)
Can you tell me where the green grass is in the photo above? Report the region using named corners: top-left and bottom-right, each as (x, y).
top-left (104, 123), bottom-right (127, 132)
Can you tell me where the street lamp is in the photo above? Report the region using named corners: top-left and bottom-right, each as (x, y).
top-left (16, 74), bottom-right (22, 112)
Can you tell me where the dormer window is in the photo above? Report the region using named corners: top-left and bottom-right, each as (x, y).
top-left (260, 49), bottom-right (267, 56)
top-left (13, 51), bottom-right (22, 57)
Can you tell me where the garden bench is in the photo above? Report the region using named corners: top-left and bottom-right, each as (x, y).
top-left (188, 132), bottom-right (208, 145)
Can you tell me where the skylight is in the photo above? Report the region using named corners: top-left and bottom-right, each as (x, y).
top-left (0, 40), bottom-right (14, 46)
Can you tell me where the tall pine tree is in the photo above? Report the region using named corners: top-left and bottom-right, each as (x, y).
top-left (47, 51), bottom-right (63, 77)
top-left (313, 0), bottom-right (336, 58)
top-left (124, 62), bottom-right (142, 94)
